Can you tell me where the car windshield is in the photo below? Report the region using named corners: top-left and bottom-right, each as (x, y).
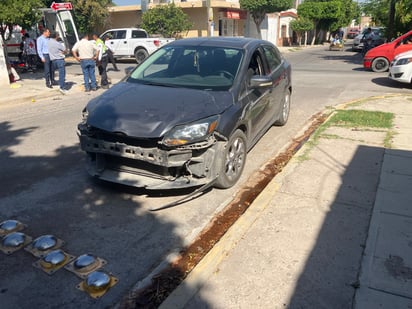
top-left (127, 45), bottom-right (243, 91)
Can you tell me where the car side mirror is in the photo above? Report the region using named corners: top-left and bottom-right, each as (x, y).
top-left (249, 76), bottom-right (272, 88)
top-left (125, 66), bottom-right (135, 75)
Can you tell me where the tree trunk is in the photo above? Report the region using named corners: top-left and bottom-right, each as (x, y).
top-left (388, 0), bottom-right (396, 41)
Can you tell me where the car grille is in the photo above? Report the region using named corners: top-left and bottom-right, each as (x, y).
top-left (106, 155), bottom-right (173, 179)
top-left (89, 127), bottom-right (160, 148)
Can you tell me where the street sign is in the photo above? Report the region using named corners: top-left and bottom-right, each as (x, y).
top-left (50, 2), bottom-right (73, 11)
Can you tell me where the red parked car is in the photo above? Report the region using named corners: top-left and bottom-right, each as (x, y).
top-left (363, 30), bottom-right (412, 72)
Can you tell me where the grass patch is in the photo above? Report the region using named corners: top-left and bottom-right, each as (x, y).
top-left (295, 109), bottom-right (394, 162)
top-left (328, 110), bottom-right (393, 129)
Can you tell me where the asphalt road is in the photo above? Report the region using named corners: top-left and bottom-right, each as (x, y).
top-left (0, 43), bottom-right (410, 309)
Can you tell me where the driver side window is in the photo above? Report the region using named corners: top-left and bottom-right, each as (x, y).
top-left (247, 52), bottom-right (264, 79)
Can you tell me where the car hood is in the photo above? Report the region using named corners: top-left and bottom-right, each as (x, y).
top-left (86, 81), bottom-right (234, 138)
top-left (394, 50), bottom-right (412, 60)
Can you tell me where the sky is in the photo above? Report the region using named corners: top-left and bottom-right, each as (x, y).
top-left (112, 0), bottom-right (141, 6)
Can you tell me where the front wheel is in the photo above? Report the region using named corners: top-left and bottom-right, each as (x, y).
top-left (274, 89), bottom-right (291, 126)
top-left (371, 57), bottom-right (389, 72)
top-left (135, 48), bottom-right (149, 64)
top-left (214, 130), bottom-right (247, 189)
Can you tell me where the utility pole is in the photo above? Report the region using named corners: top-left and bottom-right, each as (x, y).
top-left (0, 36), bottom-right (10, 86)
top-left (206, 0), bottom-right (214, 36)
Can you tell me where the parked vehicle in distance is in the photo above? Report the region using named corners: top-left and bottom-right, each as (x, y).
top-left (5, 8), bottom-right (79, 61)
top-left (352, 27), bottom-right (385, 52)
top-left (389, 50), bottom-right (412, 83)
top-left (364, 30), bottom-right (412, 72)
top-left (77, 37), bottom-right (292, 190)
top-left (346, 27), bottom-right (360, 39)
top-left (100, 28), bottom-right (175, 64)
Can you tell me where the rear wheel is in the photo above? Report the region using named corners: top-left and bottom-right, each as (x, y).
top-left (214, 130), bottom-right (247, 189)
top-left (274, 89), bottom-right (291, 126)
top-left (135, 48), bottom-right (149, 64)
top-left (371, 57), bottom-right (389, 72)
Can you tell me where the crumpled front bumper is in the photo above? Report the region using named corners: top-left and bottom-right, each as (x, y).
top-left (77, 128), bottom-right (224, 190)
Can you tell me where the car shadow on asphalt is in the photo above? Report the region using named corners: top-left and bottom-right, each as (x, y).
top-left (372, 77), bottom-right (412, 90)
top-left (319, 47), bottom-right (364, 66)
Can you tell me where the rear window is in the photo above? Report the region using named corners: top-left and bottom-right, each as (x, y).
top-left (131, 30), bottom-right (147, 38)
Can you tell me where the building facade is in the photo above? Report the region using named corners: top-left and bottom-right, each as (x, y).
top-left (107, 0), bottom-right (296, 46)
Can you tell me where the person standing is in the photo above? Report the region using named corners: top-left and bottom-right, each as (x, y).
top-left (71, 33), bottom-right (99, 92)
top-left (104, 35), bottom-right (119, 71)
top-left (92, 33), bottom-right (109, 89)
top-left (362, 27), bottom-right (375, 56)
top-left (48, 32), bottom-right (68, 95)
top-left (37, 28), bottom-right (56, 88)
top-left (23, 33), bottom-right (37, 72)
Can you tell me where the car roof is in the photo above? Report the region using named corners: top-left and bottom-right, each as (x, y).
top-left (103, 28), bottom-right (146, 32)
top-left (167, 37), bottom-right (273, 50)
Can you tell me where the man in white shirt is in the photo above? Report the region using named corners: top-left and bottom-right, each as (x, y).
top-left (72, 33), bottom-right (99, 92)
top-left (23, 33), bottom-right (37, 72)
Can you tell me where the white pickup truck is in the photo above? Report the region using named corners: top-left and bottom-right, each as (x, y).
top-left (100, 28), bottom-right (175, 64)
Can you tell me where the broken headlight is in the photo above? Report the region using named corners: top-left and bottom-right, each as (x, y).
top-left (162, 115), bottom-right (219, 146)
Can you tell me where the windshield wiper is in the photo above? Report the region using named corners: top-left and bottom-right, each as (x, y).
top-left (139, 80), bottom-right (181, 88)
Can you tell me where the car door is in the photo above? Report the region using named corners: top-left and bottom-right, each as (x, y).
top-left (102, 30), bottom-right (128, 56)
top-left (243, 48), bottom-right (274, 145)
top-left (261, 45), bottom-right (288, 121)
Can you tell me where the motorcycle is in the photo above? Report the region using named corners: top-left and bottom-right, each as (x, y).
top-left (329, 36), bottom-right (344, 51)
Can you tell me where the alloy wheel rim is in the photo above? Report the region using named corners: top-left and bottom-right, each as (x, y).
top-left (225, 137), bottom-right (245, 180)
top-left (283, 93), bottom-right (290, 120)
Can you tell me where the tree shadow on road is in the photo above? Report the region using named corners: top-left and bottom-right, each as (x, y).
top-left (0, 120), bottom-right (211, 309)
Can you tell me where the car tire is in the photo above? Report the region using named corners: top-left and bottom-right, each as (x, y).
top-left (214, 129), bottom-right (247, 189)
top-left (274, 89), bottom-right (291, 126)
top-left (371, 57), bottom-right (389, 72)
top-left (135, 48), bottom-right (149, 64)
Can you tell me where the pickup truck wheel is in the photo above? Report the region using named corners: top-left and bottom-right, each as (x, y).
top-left (371, 57), bottom-right (389, 72)
top-left (214, 129), bottom-right (247, 189)
top-left (135, 48), bottom-right (149, 64)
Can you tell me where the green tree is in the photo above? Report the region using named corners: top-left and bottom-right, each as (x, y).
top-left (70, 0), bottom-right (113, 34)
top-left (0, 0), bottom-right (44, 42)
top-left (290, 18), bottom-right (314, 46)
top-left (298, 0), bottom-right (357, 45)
top-left (141, 4), bottom-right (192, 38)
top-left (239, 0), bottom-right (292, 36)
top-left (361, 0), bottom-right (412, 39)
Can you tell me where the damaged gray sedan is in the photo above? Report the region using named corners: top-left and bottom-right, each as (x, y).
top-left (77, 37), bottom-right (292, 190)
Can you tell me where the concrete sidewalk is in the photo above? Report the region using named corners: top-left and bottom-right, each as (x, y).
top-left (1, 60), bottom-right (123, 106)
top-left (160, 94), bottom-right (412, 308)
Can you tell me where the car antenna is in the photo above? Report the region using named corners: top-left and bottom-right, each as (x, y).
top-left (150, 178), bottom-right (217, 211)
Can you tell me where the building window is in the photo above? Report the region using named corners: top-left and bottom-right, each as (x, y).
top-left (281, 25), bottom-right (287, 38)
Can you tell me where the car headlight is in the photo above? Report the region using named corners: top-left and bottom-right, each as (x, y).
top-left (396, 58), bottom-right (412, 66)
top-left (162, 115), bottom-right (219, 146)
